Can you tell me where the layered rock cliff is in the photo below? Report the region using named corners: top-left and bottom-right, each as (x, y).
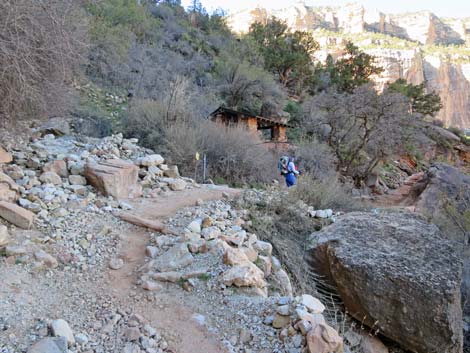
top-left (228, 2), bottom-right (470, 128)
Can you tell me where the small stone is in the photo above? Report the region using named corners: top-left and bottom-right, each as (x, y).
top-left (124, 327), bottom-right (141, 341)
top-left (146, 246), bottom-right (159, 258)
top-left (27, 337), bottom-right (66, 353)
top-left (5, 245), bottom-right (27, 256)
top-left (51, 319), bottom-right (75, 346)
top-left (0, 225), bottom-right (10, 247)
top-left (315, 210), bottom-right (328, 219)
top-left (39, 172), bottom-right (62, 185)
top-left (68, 175), bottom-right (86, 186)
top-left (143, 324), bottom-right (157, 337)
top-left (109, 258), bottom-right (124, 270)
top-left (34, 250), bottom-right (58, 268)
top-left (295, 320), bottom-right (313, 335)
top-left (187, 220), bottom-right (201, 233)
top-left (277, 305), bottom-right (290, 316)
top-left (140, 154), bottom-right (164, 167)
top-left (75, 333), bottom-right (89, 345)
top-left (142, 280), bottom-right (162, 291)
top-left (272, 313), bottom-right (291, 329)
top-left (298, 294), bottom-right (325, 314)
top-left (239, 328), bottom-right (252, 344)
top-left (253, 240), bottom-right (273, 256)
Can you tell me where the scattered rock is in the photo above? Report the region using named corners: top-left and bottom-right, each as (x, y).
top-left (43, 160), bottom-right (68, 178)
top-left (0, 225), bottom-right (10, 247)
top-left (0, 172), bottom-right (19, 202)
top-left (51, 319), bottom-right (75, 346)
top-left (34, 250), bottom-right (59, 268)
top-left (298, 294), bottom-right (325, 314)
top-left (272, 313), bottom-right (291, 329)
top-left (153, 243), bottom-right (194, 272)
top-left (223, 247), bottom-right (250, 266)
top-left (139, 154), bottom-right (164, 167)
top-left (69, 175), bottom-right (87, 186)
top-left (142, 280), bottom-right (163, 291)
top-left (222, 263), bottom-right (267, 288)
top-left (306, 323), bottom-right (343, 353)
top-left (109, 258), bottom-right (124, 270)
top-left (39, 171), bottom-right (62, 185)
top-left (0, 201), bottom-right (35, 229)
top-left (0, 147), bottom-right (12, 164)
top-left (167, 178), bottom-right (186, 191)
top-left (27, 337), bottom-right (67, 353)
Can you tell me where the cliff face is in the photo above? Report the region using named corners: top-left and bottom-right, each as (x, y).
top-left (228, 3), bottom-right (470, 128)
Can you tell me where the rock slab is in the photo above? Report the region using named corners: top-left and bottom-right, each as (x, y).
top-left (84, 159), bottom-right (141, 199)
top-left (0, 201), bottom-right (35, 229)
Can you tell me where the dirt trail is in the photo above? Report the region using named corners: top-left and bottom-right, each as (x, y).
top-left (374, 172), bottom-right (425, 209)
top-left (107, 185), bottom-right (241, 353)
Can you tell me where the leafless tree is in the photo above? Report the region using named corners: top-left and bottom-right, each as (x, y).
top-left (0, 0), bottom-right (87, 124)
top-left (303, 84), bottom-right (415, 183)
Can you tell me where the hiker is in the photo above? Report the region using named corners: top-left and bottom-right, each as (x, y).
top-left (279, 156), bottom-right (299, 187)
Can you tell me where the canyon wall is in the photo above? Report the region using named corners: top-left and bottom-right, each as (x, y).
top-left (228, 2), bottom-right (470, 128)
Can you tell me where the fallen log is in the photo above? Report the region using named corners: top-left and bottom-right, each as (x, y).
top-left (117, 212), bottom-right (177, 235)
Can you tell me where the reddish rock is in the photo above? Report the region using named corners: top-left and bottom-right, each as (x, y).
top-left (0, 147), bottom-right (12, 164)
top-left (84, 159), bottom-right (141, 199)
top-left (0, 201), bottom-right (35, 229)
top-left (43, 160), bottom-right (68, 177)
top-left (306, 323), bottom-right (344, 353)
top-left (0, 172), bottom-right (19, 202)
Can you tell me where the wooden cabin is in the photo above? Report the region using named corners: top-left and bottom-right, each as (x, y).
top-left (209, 107), bottom-right (289, 143)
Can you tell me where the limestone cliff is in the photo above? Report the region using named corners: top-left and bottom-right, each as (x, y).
top-left (228, 2), bottom-right (470, 128)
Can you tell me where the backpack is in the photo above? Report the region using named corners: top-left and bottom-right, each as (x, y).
top-left (278, 156), bottom-right (289, 175)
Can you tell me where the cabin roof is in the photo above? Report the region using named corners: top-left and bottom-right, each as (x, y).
top-left (209, 106), bottom-right (291, 128)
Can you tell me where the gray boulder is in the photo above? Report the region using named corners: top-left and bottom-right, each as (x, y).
top-left (27, 337), bottom-right (67, 353)
top-left (413, 163), bottom-right (470, 324)
top-left (308, 210), bottom-right (462, 353)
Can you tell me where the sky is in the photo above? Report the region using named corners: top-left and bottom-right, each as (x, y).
top-left (180, 0), bottom-right (470, 18)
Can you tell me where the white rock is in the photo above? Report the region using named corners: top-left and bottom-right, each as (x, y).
top-left (140, 154), bottom-right (164, 167)
top-left (276, 304), bottom-right (290, 316)
top-left (298, 294), bottom-right (325, 314)
top-left (0, 225), bottom-right (10, 247)
top-left (75, 333), bottom-right (89, 345)
top-left (51, 319), bottom-right (75, 346)
top-left (109, 258), bottom-right (124, 270)
top-left (253, 240), bottom-right (273, 256)
top-left (187, 220), bottom-right (202, 234)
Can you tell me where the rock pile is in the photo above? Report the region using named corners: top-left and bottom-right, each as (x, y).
top-left (0, 131), bottom-right (191, 228)
top-left (266, 295), bottom-right (343, 353)
top-left (139, 199), bottom-right (293, 298)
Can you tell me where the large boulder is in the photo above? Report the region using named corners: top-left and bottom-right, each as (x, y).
top-left (37, 117), bottom-right (70, 136)
top-left (414, 163), bottom-right (470, 240)
top-left (84, 159), bottom-right (141, 199)
top-left (308, 211), bottom-right (463, 353)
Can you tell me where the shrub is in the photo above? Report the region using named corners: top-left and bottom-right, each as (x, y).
top-left (0, 0), bottom-right (86, 123)
top-left (164, 121), bottom-right (278, 185)
top-left (290, 174), bottom-right (361, 211)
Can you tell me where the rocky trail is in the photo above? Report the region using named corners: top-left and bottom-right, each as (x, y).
top-left (0, 122), bottom-right (344, 353)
